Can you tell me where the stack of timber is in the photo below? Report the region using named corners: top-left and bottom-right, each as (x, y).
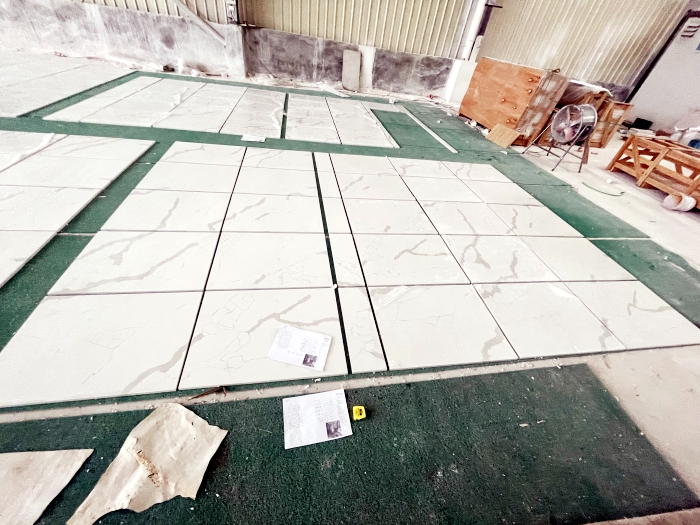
top-left (459, 58), bottom-right (568, 147)
top-left (608, 135), bottom-right (700, 208)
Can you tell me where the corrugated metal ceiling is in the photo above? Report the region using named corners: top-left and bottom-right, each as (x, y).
top-left (479, 0), bottom-right (688, 86)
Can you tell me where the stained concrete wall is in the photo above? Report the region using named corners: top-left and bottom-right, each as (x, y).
top-left (372, 50), bottom-right (454, 98)
top-left (0, 0), bottom-right (245, 77)
top-left (0, 0), bottom-right (457, 98)
top-left (244, 27), bottom-right (457, 98)
top-left (243, 27), bottom-right (359, 84)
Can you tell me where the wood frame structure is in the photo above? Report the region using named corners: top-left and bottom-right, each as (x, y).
top-left (607, 136), bottom-right (700, 208)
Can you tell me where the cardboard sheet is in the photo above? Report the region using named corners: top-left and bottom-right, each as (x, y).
top-left (0, 449), bottom-right (92, 525)
top-left (68, 403), bottom-right (227, 525)
top-left (283, 389), bottom-right (352, 449)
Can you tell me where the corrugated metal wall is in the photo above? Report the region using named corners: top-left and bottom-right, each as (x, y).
top-left (79, 0), bottom-right (473, 58)
top-left (81, 0), bottom-right (230, 25)
top-left (238, 0), bottom-right (473, 58)
top-left (479, 0), bottom-right (688, 86)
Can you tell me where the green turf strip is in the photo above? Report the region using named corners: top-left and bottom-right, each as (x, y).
top-left (593, 239), bottom-right (700, 328)
top-left (1, 366), bottom-right (696, 525)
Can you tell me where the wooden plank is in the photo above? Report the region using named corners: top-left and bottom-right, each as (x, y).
top-left (486, 124), bottom-right (521, 148)
top-left (514, 71), bottom-right (569, 146)
top-left (459, 57), bottom-right (545, 131)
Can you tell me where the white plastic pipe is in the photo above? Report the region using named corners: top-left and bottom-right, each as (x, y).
top-left (460, 0), bottom-right (488, 60)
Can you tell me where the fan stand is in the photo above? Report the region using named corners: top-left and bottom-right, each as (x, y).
top-left (523, 123), bottom-right (594, 173)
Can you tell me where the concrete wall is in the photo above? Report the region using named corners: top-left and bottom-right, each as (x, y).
top-left (0, 0), bottom-right (457, 99)
top-left (629, 16), bottom-right (700, 130)
top-left (0, 0), bottom-right (245, 77)
top-left (371, 49), bottom-right (454, 98)
top-left (243, 27), bottom-right (359, 84)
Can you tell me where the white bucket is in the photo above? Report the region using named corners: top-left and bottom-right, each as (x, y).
top-left (662, 193), bottom-right (697, 212)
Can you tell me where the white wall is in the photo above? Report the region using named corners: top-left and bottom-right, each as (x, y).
top-left (629, 17), bottom-right (700, 130)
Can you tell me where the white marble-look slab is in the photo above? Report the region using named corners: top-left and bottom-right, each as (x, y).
top-left (102, 189), bottom-right (230, 232)
top-left (0, 230), bottom-right (55, 287)
top-left (37, 136), bottom-right (154, 161)
top-left (0, 292), bottom-right (201, 407)
top-left (336, 173), bottom-right (414, 200)
top-left (403, 177), bottom-right (481, 203)
top-left (322, 198), bottom-right (352, 233)
top-left (0, 185), bottom-right (99, 231)
top-left (136, 162), bottom-right (238, 193)
top-left (0, 156), bottom-right (131, 190)
top-left (207, 232), bottom-right (332, 290)
top-left (489, 204), bottom-right (583, 237)
top-left (242, 147), bottom-right (313, 171)
top-left (0, 131), bottom-right (65, 160)
top-left (161, 142), bottom-right (246, 166)
top-left (421, 201), bottom-right (513, 235)
top-left (83, 79), bottom-right (204, 127)
top-left (354, 234), bottom-right (468, 286)
top-left (314, 152), bottom-right (334, 172)
top-left (153, 84), bottom-right (246, 132)
top-left (334, 123), bottom-right (396, 148)
top-left (522, 237), bottom-right (635, 281)
top-left (220, 89), bottom-right (285, 138)
top-left (1, 63), bottom-right (131, 117)
top-left (330, 153), bottom-right (397, 175)
top-left (50, 231), bottom-right (218, 294)
top-left (442, 162), bottom-right (511, 182)
top-left (223, 194), bottom-right (323, 233)
top-left (339, 287), bottom-right (387, 372)
top-left (327, 99), bottom-right (398, 148)
top-left (343, 198), bottom-right (436, 234)
top-left (463, 181), bottom-right (542, 206)
top-left (370, 284), bottom-right (517, 369)
top-left (329, 233), bottom-right (364, 286)
top-left (566, 281), bottom-right (700, 349)
top-left (445, 235), bottom-right (558, 283)
top-left (286, 125), bottom-right (341, 144)
top-left (388, 158), bottom-right (456, 178)
top-left (43, 76), bottom-right (162, 122)
top-left (153, 112), bottom-right (230, 133)
top-left (317, 171), bottom-right (340, 198)
top-left (477, 281), bottom-right (624, 358)
top-left (179, 288), bottom-right (347, 389)
top-left (233, 167), bottom-right (318, 197)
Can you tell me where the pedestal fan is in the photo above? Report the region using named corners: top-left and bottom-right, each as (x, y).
top-left (524, 104), bottom-right (598, 172)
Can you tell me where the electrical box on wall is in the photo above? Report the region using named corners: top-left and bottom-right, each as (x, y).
top-left (226, 0), bottom-right (238, 24)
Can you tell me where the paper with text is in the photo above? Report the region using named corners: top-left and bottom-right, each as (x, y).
top-left (283, 389), bottom-right (353, 449)
top-left (268, 325), bottom-right (332, 371)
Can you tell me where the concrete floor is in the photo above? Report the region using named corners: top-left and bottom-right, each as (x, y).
top-left (515, 138), bottom-right (700, 500)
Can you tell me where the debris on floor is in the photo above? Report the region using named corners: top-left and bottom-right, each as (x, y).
top-left (241, 135), bottom-right (266, 142)
top-left (268, 325), bottom-right (332, 371)
top-left (0, 449), bottom-right (93, 525)
top-left (67, 403), bottom-right (227, 525)
top-left (283, 389), bottom-right (353, 449)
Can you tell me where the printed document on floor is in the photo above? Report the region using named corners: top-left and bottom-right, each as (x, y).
top-left (268, 325), bottom-right (332, 371)
top-left (283, 389), bottom-right (353, 449)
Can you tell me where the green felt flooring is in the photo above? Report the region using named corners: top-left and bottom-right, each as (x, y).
top-left (1, 366), bottom-right (696, 525)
